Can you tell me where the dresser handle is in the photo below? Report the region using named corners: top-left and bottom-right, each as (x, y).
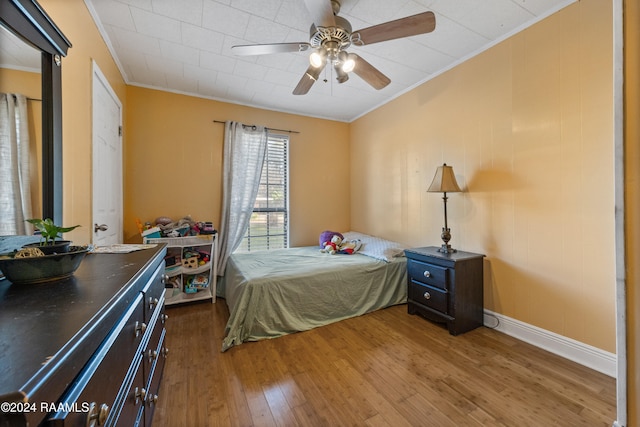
top-left (423, 292), bottom-right (431, 300)
top-left (134, 321), bottom-right (147, 337)
top-left (148, 349), bottom-right (158, 362)
top-left (149, 297), bottom-right (159, 310)
top-left (147, 394), bottom-right (159, 406)
top-left (423, 271), bottom-right (431, 278)
top-left (162, 347), bottom-right (169, 358)
top-left (86, 402), bottom-right (109, 427)
top-left (162, 274), bottom-right (169, 284)
top-left (134, 387), bottom-right (147, 405)
top-left (161, 313), bottom-right (169, 323)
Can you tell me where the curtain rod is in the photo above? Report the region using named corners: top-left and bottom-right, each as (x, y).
top-left (213, 120), bottom-right (299, 134)
top-left (27, 97), bottom-right (42, 101)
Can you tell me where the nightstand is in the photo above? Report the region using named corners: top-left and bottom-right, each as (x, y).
top-left (404, 247), bottom-right (484, 335)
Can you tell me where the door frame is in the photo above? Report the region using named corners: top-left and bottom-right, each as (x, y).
top-left (613, 0), bottom-right (627, 425)
top-left (91, 60), bottom-right (123, 244)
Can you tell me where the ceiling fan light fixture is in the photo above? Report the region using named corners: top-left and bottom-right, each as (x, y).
top-left (309, 49), bottom-right (326, 68)
top-left (334, 62), bottom-right (349, 83)
top-left (341, 52), bottom-right (356, 73)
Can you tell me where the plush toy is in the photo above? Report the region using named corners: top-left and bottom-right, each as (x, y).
top-left (321, 234), bottom-right (343, 254)
top-left (337, 239), bottom-right (362, 255)
top-left (319, 230), bottom-right (343, 248)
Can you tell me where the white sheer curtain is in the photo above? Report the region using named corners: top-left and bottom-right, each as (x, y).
top-left (217, 121), bottom-right (268, 275)
top-left (0, 93), bottom-right (33, 236)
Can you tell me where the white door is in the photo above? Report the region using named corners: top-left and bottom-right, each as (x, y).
top-left (92, 61), bottom-right (122, 245)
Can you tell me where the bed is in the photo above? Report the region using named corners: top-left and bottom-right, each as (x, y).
top-left (220, 232), bottom-right (408, 351)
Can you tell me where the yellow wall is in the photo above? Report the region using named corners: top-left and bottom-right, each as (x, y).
top-left (0, 68), bottom-right (43, 218)
top-left (624, 0), bottom-right (639, 422)
top-left (124, 86), bottom-right (350, 245)
top-left (350, 0), bottom-right (615, 352)
top-left (25, 0), bottom-right (631, 408)
top-left (40, 0), bottom-right (127, 244)
top-left (21, 0), bottom-right (351, 248)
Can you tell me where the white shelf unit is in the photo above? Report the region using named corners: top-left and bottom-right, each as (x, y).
top-left (143, 234), bottom-right (216, 305)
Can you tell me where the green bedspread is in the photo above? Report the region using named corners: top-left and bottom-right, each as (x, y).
top-left (221, 246), bottom-right (407, 351)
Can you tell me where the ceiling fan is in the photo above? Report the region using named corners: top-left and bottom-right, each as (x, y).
top-left (231, 0), bottom-right (436, 95)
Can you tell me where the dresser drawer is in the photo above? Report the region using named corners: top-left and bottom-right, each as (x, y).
top-left (407, 258), bottom-right (449, 290)
top-left (111, 354), bottom-right (145, 427)
top-left (143, 295), bottom-right (165, 387)
top-left (142, 263), bottom-right (165, 324)
top-left (408, 280), bottom-right (448, 314)
top-left (48, 294), bottom-right (145, 426)
top-left (143, 330), bottom-right (166, 427)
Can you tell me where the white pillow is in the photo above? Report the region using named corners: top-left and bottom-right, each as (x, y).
top-left (342, 231), bottom-right (407, 262)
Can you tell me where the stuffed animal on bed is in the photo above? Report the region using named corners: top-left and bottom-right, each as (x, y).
top-left (337, 239), bottom-right (362, 255)
top-left (321, 234), bottom-right (343, 254)
top-left (319, 230), bottom-right (343, 248)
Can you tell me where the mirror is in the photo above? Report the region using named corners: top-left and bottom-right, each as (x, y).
top-left (0, 0), bottom-right (71, 226)
top-left (0, 24), bottom-right (43, 220)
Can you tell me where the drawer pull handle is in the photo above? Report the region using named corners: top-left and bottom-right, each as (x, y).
top-left (161, 313), bottom-right (169, 323)
top-left (162, 347), bottom-right (169, 358)
top-left (147, 394), bottom-right (159, 406)
top-left (162, 274), bottom-right (169, 284)
top-left (423, 271), bottom-right (431, 278)
top-left (423, 292), bottom-right (431, 300)
top-left (134, 387), bottom-right (147, 405)
top-left (148, 349), bottom-right (158, 362)
top-left (86, 402), bottom-right (109, 427)
top-left (134, 321), bottom-right (147, 337)
top-left (149, 297), bottom-right (159, 310)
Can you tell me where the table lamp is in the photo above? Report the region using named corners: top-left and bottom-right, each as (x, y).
top-left (427, 163), bottom-right (462, 253)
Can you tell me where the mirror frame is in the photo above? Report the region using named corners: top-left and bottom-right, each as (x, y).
top-left (0, 0), bottom-right (71, 225)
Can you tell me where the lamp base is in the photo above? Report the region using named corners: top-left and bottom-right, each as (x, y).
top-left (438, 244), bottom-right (456, 254)
top-left (438, 227), bottom-right (456, 253)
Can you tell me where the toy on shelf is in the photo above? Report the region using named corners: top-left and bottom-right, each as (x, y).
top-left (190, 274), bottom-right (209, 289)
top-left (141, 217), bottom-right (217, 306)
top-left (182, 257), bottom-right (199, 269)
top-left (138, 215), bottom-right (218, 239)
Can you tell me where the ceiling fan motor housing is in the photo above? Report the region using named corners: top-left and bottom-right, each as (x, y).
top-left (309, 15), bottom-right (352, 53)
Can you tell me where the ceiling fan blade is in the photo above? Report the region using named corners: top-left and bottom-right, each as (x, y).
top-left (302, 0), bottom-right (336, 28)
top-left (351, 54), bottom-right (390, 90)
top-left (232, 42), bottom-right (311, 56)
top-left (352, 11), bottom-right (435, 46)
top-left (293, 64), bottom-right (324, 95)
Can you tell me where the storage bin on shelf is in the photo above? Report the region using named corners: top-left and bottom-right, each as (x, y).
top-left (143, 234), bottom-right (217, 305)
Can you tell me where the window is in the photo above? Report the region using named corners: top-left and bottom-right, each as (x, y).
top-left (237, 133), bottom-right (289, 252)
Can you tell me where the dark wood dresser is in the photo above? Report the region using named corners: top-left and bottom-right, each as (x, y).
top-left (0, 244), bottom-right (167, 427)
top-left (405, 247), bottom-right (484, 335)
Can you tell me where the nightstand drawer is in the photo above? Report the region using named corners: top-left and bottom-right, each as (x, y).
top-left (408, 280), bottom-right (448, 314)
top-left (407, 258), bottom-right (449, 290)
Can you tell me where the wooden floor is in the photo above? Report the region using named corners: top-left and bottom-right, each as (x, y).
top-left (153, 301), bottom-right (616, 427)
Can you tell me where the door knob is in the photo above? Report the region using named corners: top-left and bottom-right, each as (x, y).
top-left (94, 223), bottom-right (108, 232)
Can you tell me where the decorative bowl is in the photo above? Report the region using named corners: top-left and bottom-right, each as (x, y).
top-left (0, 246), bottom-right (90, 285)
top-left (22, 240), bottom-right (72, 255)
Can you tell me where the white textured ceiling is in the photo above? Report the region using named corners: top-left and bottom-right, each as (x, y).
top-left (5, 0), bottom-right (577, 122)
top-left (0, 25), bottom-right (41, 72)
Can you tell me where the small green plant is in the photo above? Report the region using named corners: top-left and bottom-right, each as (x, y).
top-left (26, 218), bottom-right (81, 245)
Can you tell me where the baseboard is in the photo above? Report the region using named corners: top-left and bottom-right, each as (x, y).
top-left (483, 309), bottom-right (616, 378)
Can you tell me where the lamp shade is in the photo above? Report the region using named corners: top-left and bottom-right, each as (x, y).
top-left (427, 163), bottom-right (461, 193)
